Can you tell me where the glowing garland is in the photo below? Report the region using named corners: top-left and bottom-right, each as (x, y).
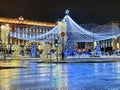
top-left (10, 15), bottom-right (120, 43)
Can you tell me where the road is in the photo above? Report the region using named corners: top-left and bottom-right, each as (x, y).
top-left (0, 59), bottom-right (120, 90)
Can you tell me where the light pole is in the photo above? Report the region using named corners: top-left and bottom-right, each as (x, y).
top-left (50, 42), bottom-right (52, 62)
top-left (93, 29), bottom-right (95, 56)
top-left (62, 36), bottom-right (64, 60)
top-left (54, 38), bottom-right (59, 62)
top-left (7, 32), bottom-right (10, 57)
top-left (61, 32), bottom-right (65, 61)
top-left (103, 43), bottom-right (105, 56)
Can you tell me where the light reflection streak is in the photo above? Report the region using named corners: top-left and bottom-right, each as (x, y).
top-left (94, 63), bottom-right (98, 73)
top-left (1, 62), bottom-right (120, 89)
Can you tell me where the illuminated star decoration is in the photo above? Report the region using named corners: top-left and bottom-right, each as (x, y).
top-left (65, 10), bottom-right (69, 15)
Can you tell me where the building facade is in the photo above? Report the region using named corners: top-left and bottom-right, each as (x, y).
top-left (78, 22), bottom-right (120, 55)
top-left (99, 22), bottom-right (120, 52)
top-left (0, 16), bottom-right (120, 55)
top-left (0, 16), bottom-right (55, 45)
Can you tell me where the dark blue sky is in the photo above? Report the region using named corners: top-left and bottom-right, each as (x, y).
top-left (0, 0), bottom-right (120, 24)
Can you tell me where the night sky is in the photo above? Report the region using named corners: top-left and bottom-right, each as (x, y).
top-left (0, 0), bottom-right (120, 24)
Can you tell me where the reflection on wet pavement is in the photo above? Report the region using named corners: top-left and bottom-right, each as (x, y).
top-left (0, 60), bottom-right (28, 67)
top-left (0, 60), bottom-right (120, 89)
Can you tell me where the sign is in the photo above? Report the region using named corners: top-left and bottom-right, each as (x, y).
top-left (61, 32), bottom-right (65, 36)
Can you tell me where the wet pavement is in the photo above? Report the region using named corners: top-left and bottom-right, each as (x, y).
top-left (0, 60), bottom-right (120, 90)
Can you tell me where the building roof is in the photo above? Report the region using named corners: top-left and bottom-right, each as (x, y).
top-left (0, 17), bottom-right (55, 27)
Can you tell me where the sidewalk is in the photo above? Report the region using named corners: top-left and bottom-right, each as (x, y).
top-left (0, 55), bottom-right (120, 63)
top-left (38, 57), bottom-right (120, 63)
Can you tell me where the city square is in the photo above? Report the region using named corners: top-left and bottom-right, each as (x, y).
top-left (0, 0), bottom-right (120, 90)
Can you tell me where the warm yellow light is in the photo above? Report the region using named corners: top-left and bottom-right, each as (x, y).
top-left (94, 42), bottom-right (97, 48)
top-left (0, 17), bottom-right (55, 27)
top-left (5, 24), bottom-right (9, 27)
top-left (19, 16), bottom-right (24, 21)
top-left (0, 24), bottom-right (10, 44)
top-left (117, 43), bottom-right (119, 49)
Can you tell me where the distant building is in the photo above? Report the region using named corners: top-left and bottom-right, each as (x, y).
top-left (79, 22), bottom-right (120, 53)
top-left (0, 16), bottom-right (55, 45)
top-left (100, 21), bottom-right (120, 51)
top-left (0, 16), bottom-right (120, 53)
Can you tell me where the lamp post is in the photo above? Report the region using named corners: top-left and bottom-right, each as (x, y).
top-left (92, 29), bottom-right (95, 56)
top-left (61, 32), bottom-right (65, 61)
top-left (50, 42), bottom-right (52, 62)
top-left (103, 43), bottom-right (105, 56)
top-left (7, 32), bottom-right (10, 57)
top-left (54, 38), bottom-right (59, 62)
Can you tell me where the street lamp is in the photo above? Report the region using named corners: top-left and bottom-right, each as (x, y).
top-left (103, 43), bottom-right (106, 56)
top-left (54, 38), bottom-right (58, 62)
top-left (7, 32), bottom-right (10, 57)
top-left (61, 32), bottom-right (65, 61)
top-left (92, 29), bottom-right (95, 56)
